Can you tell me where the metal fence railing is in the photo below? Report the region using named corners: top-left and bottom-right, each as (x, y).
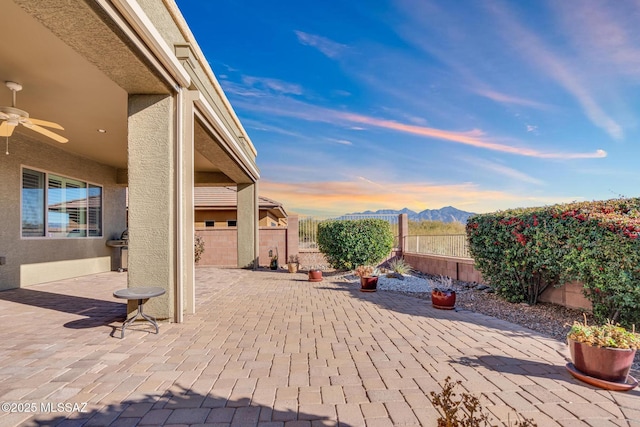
top-left (405, 234), bottom-right (470, 258)
top-left (299, 214), bottom-right (400, 250)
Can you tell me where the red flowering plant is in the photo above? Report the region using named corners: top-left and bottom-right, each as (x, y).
top-left (555, 198), bottom-right (640, 327)
top-left (466, 207), bottom-right (569, 305)
top-left (467, 197), bottom-right (640, 327)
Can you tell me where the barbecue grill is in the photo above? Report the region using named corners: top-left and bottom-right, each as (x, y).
top-left (106, 229), bottom-right (128, 272)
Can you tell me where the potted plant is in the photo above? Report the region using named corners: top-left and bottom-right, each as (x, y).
top-left (566, 315), bottom-right (639, 389)
top-left (308, 267), bottom-right (323, 282)
top-left (355, 265), bottom-right (380, 292)
top-left (431, 275), bottom-right (456, 310)
top-left (287, 255), bottom-right (299, 273)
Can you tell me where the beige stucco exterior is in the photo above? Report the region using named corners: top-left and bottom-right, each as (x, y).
top-left (0, 134), bottom-right (127, 289)
top-left (0, 0), bottom-right (260, 322)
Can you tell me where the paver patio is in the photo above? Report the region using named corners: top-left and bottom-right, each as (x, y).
top-left (0, 267), bottom-right (638, 426)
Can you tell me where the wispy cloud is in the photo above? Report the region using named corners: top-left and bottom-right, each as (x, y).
top-left (486, 1), bottom-right (624, 140)
top-left (242, 119), bottom-right (306, 138)
top-left (336, 111), bottom-right (607, 159)
top-left (472, 88), bottom-right (552, 111)
top-left (466, 158), bottom-right (545, 185)
top-left (231, 96), bottom-right (607, 160)
top-left (241, 76), bottom-right (303, 95)
top-left (260, 178), bottom-right (581, 216)
top-left (327, 138), bottom-right (353, 146)
top-left (294, 30), bottom-right (347, 58)
top-left (551, 1), bottom-right (640, 79)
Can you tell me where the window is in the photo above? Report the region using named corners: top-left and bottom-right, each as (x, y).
top-left (227, 220), bottom-right (237, 227)
top-left (21, 167), bottom-right (103, 238)
top-left (205, 220), bottom-right (215, 227)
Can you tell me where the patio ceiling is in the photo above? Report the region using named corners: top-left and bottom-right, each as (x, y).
top-left (1, 0), bottom-right (226, 175)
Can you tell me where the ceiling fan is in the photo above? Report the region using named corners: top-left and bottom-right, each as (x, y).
top-left (0, 81), bottom-right (68, 143)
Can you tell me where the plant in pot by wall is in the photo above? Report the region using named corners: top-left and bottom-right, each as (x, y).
top-left (269, 251), bottom-right (278, 270)
top-left (287, 255), bottom-right (299, 273)
top-left (566, 314), bottom-right (639, 390)
top-left (355, 265), bottom-right (380, 292)
top-left (430, 275), bottom-right (456, 310)
top-left (308, 267), bottom-right (323, 282)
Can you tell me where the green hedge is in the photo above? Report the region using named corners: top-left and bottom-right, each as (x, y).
top-left (317, 219), bottom-right (394, 270)
top-left (466, 198), bottom-right (640, 327)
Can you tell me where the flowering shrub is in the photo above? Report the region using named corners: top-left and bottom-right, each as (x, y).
top-left (467, 197), bottom-right (640, 327)
top-left (466, 208), bottom-right (568, 305)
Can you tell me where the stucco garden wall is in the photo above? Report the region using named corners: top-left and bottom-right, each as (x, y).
top-left (0, 133), bottom-right (127, 290)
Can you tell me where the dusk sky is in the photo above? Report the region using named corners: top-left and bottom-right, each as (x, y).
top-left (175, 0), bottom-right (640, 217)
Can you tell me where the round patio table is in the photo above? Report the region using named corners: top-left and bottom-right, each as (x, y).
top-left (113, 286), bottom-right (165, 338)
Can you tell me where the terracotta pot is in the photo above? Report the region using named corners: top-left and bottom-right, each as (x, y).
top-left (288, 263), bottom-right (299, 273)
top-left (308, 270), bottom-right (323, 282)
top-left (360, 276), bottom-right (378, 292)
top-left (431, 289), bottom-right (456, 310)
top-left (568, 338), bottom-right (636, 383)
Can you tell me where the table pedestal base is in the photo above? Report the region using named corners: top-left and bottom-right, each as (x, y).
top-left (121, 298), bottom-right (159, 339)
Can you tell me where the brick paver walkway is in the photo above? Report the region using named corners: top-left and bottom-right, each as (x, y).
top-left (0, 267), bottom-right (638, 426)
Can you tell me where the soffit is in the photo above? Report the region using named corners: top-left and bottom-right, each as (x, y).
top-left (2, 0), bottom-right (225, 175)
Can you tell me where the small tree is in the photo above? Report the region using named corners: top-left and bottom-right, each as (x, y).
top-left (317, 219), bottom-right (394, 270)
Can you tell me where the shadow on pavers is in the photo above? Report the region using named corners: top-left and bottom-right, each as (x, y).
top-left (0, 288), bottom-right (125, 330)
top-left (22, 384), bottom-right (353, 426)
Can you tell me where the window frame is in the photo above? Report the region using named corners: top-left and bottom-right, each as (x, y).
top-left (20, 165), bottom-right (104, 239)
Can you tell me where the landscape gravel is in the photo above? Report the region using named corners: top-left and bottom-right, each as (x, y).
top-left (339, 271), bottom-right (640, 375)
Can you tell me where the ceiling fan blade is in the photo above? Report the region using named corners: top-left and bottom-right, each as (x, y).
top-left (28, 124), bottom-right (68, 143)
top-left (0, 121), bottom-right (15, 137)
top-left (28, 118), bottom-right (65, 130)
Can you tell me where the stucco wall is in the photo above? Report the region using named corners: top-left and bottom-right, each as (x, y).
top-left (0, 133), bottom-right (126, 290)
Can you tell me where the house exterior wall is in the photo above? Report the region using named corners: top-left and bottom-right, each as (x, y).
top-left (259, 211), bottom-right (283, 227)
top-left (0, 133), bottom-right (126, 290)
top-left (195, 210), bottom-right (237, 227)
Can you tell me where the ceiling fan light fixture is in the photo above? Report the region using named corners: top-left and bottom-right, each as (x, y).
top-left (0, 82), bottom-right (68, 143)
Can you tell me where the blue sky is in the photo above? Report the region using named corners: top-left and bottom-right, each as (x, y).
top-left (176, 0), bottom-right (640, 216)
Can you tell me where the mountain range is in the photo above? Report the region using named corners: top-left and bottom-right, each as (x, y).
top-left (346, 206), bottom-right (475, 223)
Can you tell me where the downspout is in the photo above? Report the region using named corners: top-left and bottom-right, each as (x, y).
top-left (175, 87), bottom-right (184, 323)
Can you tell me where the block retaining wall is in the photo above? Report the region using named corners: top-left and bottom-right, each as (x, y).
top-left (403, 252), bottom-right (591, 311)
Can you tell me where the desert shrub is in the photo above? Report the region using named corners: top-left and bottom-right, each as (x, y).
top-left (388, 257), bottom-right (412, 274)
top-left (409, 219), bottom-right (466, 235)
top-left (317, 219), bottom-right (394, 270)
top-left (467, 198), bottom-right (640, 327)
top-left (430, 376), bottom-right (537, 426)
top-left (194, 234), bottom-right (205, 264)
